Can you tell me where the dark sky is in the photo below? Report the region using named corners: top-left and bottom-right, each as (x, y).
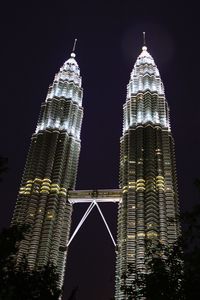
top-left (1, 1), bottom-right (200, 299)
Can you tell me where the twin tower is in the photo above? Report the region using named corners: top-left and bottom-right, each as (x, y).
top-left (12, 40), bottom-right (180, 299)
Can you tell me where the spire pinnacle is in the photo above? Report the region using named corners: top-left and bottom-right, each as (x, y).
top-left (143, 32), bottom-right (146, 46)
top-left (71, 39), bottom-right (77, 58)
top-left (142, 32), bottom-right (147, 51)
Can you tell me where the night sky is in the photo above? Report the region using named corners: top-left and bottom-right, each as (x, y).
top-left (1, 1), bottom-right (200, 299)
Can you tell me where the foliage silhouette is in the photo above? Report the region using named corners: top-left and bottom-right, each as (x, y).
top-left (0, 225), bottom-right (61, 300)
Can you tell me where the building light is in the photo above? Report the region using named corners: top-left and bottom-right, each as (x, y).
top-left (137, 233), bottom-right (145, 237)
top-left (146, 232), bottom-right (158, 238)
top-left (127, 234), bottom-right (135, 239)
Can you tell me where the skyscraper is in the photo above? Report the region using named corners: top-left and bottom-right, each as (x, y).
top-left (115, 43), bottom-right (180, 299)
top-left (11, 38), bottom-right (180, 298)
top-left (12, 46), bottom-right (83, 285)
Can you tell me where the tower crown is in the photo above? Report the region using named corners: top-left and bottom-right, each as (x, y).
top-left (137, 45), bottom-right (155, 64)
top-left (63, 52), bottom-right (79, 73)
top-left (55, 51), bottom-right (81, 84)
top-left (36, 47), bottom-right (83, 136)
top-left (124, 43), bottom-right (170, 132)
top-left (45, 50), bottom-right (82, 103)
top-left (129, 46), bottom-right (162, 94)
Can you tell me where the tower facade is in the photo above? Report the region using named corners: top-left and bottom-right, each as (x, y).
top-left (115, 45), bottom-right (180, 299)
top-left (12, 50), bottom-right (83, 285)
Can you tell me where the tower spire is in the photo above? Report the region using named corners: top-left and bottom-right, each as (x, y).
top-left (142, 32), bottom-right (147, 51)
top-left (71, 38), bottom-right (77, 57)
top-left (143, 31), bottom-right (146, 46)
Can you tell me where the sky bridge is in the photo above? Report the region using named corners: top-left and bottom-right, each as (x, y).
top-left (67, 189), bottom-right (122, 248)
top-left (68, 189), bottom-right (122, 204)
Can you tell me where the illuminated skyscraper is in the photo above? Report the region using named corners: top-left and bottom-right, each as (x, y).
top-left (11, 38), bottom-right (180, 297)
top-left (115, 43), bottom-right (180, 299)
top-left (12, 44), bottom-right (83, 285)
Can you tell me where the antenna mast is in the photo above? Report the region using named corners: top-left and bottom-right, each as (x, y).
top-left (143, 32), bottom-right (146, 46)
top-left (72, 38), bottom-right (77, 53)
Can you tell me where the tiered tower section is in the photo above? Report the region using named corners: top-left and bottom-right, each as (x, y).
top-left (115, 46), bottom-right (180, 299)
top-left (12, 51), bottom-right (83, 285)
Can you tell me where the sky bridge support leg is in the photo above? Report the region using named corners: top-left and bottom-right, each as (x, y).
top-left (94, 200), bottom-right (116, 247)
top-left (67, 201), bottom-right (96, 247)
top-left (67, 200), bottom-right (116, 248)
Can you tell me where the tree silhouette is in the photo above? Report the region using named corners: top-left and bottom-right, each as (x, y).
top-left (0, 225), bottom-right (61, 300)
top-left (121, 240), bottom-right (184, 300)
